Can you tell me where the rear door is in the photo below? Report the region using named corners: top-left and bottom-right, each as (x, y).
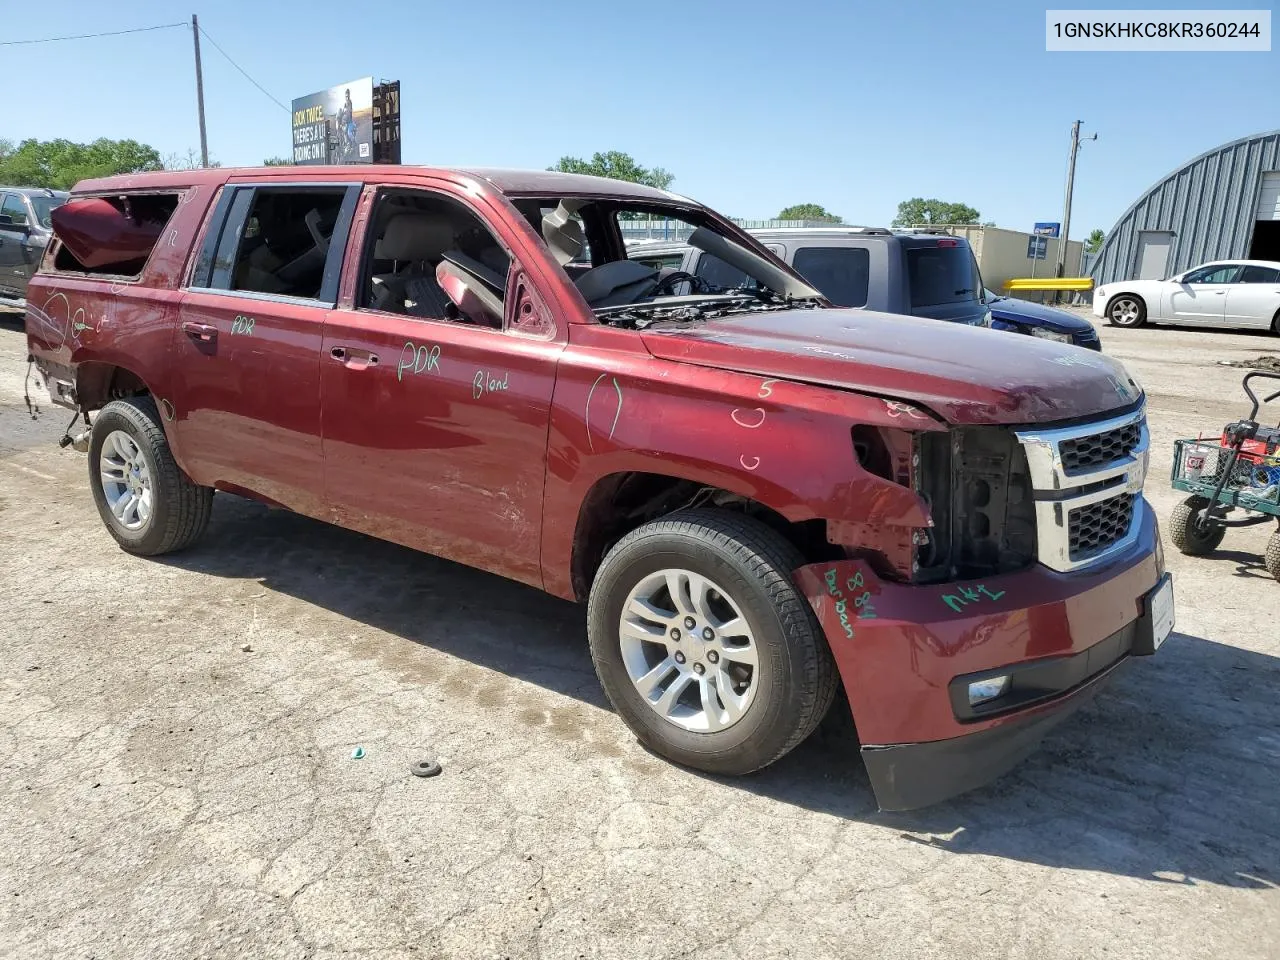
top-left (1224, 265), bottom-right (1280, 329)
top-left (1167, 263), bottom-right (1240, 325)
top-left (172, 181), bottom-right (359, 516)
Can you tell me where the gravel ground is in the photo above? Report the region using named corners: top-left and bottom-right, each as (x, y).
top-left (1, 313), bottom-right (1278, 960)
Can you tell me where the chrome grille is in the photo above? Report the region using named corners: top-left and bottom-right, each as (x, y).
top-left (1060, 422), bottom-right (1141, 475)
top-left (1068, 493), bottom-right (1135, 560)
top-left (1016, 404), bottom-right (1148, 573)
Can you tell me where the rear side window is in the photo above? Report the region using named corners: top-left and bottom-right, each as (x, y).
top-left (1, 194), bottom-right (29, 226)
top-left (50, 193), bottom-right (180, 279)
top-left (907, 245), bottom-right (982, 308)
top-left (694, 253), bottom-right (755, 291)
top-left (193, 185), bottom-right (357, 302)
top-left (793, 246), bottom-right (870, 307)
top-left (1239, 265), bottom-right (1280, 283)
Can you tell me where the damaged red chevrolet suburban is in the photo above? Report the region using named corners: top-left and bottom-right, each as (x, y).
top-left (25, 166), bottom-right (1174, 809)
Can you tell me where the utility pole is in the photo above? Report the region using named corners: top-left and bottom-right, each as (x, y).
top-left (192, 14), bottom-right (209, 168)
top-left (1055, 119), bottom-right (1096, 279)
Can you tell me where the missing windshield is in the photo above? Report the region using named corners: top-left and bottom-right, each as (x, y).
top-left (512, 196), bottom-right (822, 326)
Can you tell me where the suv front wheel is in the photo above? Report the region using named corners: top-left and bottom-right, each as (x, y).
top-left (587, 509), bottom-right (838, 775)
top-left (88, 397), bottom-right (213, 555)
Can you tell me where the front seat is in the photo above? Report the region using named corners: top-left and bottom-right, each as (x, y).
top-left (370, 214), bottom-right (455, 317)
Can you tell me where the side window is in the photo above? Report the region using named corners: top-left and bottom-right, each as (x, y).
top-left (0, 194), bottom-right (29, 226)
top-left (631, 253), bottom-right (685, 271)
top-left (361, 189), bottom-right (511, 328)
top-left (792, 246), bottom-right (870, 307)
top-left (216, 188), bottom-right (350, 300)
top-left (1239, 265), bottom-right (1280, 283)
top-left (1185, 264), bottom-right (1241, 284)
top-left (694, 253), bottom-right (754, 291)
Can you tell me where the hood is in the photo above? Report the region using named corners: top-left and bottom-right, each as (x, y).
top-left (640, 308), bottom-right (1141, 425)
top-left (988, 296), bottom-right (1095, 333)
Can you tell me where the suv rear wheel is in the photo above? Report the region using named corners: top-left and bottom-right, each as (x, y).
top-left (587, 509), bottom-right (838, 775)
top-left (88, 397), bottom-right (213, 555)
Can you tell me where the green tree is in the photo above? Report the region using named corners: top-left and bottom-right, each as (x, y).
top-left (263, 156), bottom-right (292, 166)
top-left (891, 197), bottom-right (981, 227)
top-left (777, 203), bottom-right (840, 222)
top-left (1084, 228), bottom-right (1105, 253)
top-left (549, 151), bottom-right (674, 190)
top-left (0, 138), bottom-right (163, 190)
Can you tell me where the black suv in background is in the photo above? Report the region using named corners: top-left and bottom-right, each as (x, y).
top-left (0, 187), bottom-right (68, 310)
top-left (630, 226), bottom-right (993, 327)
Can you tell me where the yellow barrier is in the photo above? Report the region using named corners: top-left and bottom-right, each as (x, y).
top-left (1003, 277), bottom-right (1095, 292)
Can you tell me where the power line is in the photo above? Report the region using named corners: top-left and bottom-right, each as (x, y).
top-left (197, 25), bottom-right (289, 112)
top-left (0, 22), bottom-right (187, 46)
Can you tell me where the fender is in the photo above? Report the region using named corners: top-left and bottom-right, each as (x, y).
top-left (540, 347), bottom-right (943, 599)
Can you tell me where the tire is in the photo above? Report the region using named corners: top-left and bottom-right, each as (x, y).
top-left (1271, 309), bottom-right (1280, 335)
top-left (1107, 294), bottom-right (1147, 328)
top-left (88, 396), bottom-right (213, 556)
top-left (1168, 496), bottom-right (1225, 556)
top-left (1265, 529), bottom-right (1280, 582)
top-left (587, 508), bottom-right (838, 776)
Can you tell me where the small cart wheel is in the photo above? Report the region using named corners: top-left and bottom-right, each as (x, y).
top-left (1169, 496), bottom-right (1226, 556)
top-left (1265, 528), bottom-right (1280, 582)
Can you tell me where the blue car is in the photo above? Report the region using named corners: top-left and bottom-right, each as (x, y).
top-left (984, 289), bottom-right (1101, 350)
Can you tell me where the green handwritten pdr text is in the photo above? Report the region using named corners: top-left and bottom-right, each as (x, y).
top-left (823, 567), bottom-right (877, 639)
top-left (231, 315), bottom-right (256, 336)
top-left (941, 584), bottom-right (1006, 614)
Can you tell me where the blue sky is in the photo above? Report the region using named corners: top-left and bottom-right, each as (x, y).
top-left (5, 0), bottom-right (1276, 239)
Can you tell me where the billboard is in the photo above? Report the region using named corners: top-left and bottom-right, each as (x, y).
top-left (1033, 222), bottom-right (1061, 237)
top-left (291, 77), bottom-right (374, 165)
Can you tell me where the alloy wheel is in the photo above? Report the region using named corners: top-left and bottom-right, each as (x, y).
top-left (618, 568), bottom-right (759, 733)
top-left (98, 430), bottom-right (154, 531)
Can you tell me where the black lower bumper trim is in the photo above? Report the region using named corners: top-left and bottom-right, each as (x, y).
top-left (861, 659), bottom-right (1123, 811)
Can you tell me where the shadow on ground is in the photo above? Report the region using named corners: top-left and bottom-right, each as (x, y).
top-left (161, 494), bottom-right (1280, 891)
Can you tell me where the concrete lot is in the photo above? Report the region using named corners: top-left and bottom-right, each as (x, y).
top-left (1, 314), bottom-right (1278, 960)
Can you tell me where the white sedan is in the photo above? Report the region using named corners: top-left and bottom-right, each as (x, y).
top-left (1093, 259), bottom-right (1280, 332)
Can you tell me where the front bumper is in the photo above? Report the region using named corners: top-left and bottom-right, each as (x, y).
top-left (794, 505), bottom-right (1163, 810)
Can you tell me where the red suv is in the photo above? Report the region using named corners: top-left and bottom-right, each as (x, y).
top-left (25, 166), bottom-right (1173, 809)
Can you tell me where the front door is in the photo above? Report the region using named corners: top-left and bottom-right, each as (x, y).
top-left (1167, 263), bottom-right (1241, 326)
top-left (320, 184), bottom-right (564, 588)
top-left (171, 181), bottom-right (359, 516)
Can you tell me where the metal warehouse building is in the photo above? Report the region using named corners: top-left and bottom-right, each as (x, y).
top-left (1089, 129), bottom-right (1280, 285)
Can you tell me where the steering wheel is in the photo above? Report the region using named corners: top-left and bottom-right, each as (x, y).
top-left (652, 271), bottom-right (711, 296)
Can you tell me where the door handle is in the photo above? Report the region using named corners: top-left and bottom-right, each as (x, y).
top-left (330, 346), bottom-right (379, 368)
top-left (182, 321), bottom-right (217, 343)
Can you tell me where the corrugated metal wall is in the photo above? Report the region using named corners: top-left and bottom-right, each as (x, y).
top-left (1089, 130), bottom-right (1280, 285)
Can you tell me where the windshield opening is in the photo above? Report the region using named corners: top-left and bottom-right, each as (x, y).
top-left (907, 245), bottom-right (982, 308)
top-left (512, 196), bottom-right (821, 327)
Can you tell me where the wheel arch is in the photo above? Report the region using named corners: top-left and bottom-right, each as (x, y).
top-left (567, 470), bottom-right (840, 603)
